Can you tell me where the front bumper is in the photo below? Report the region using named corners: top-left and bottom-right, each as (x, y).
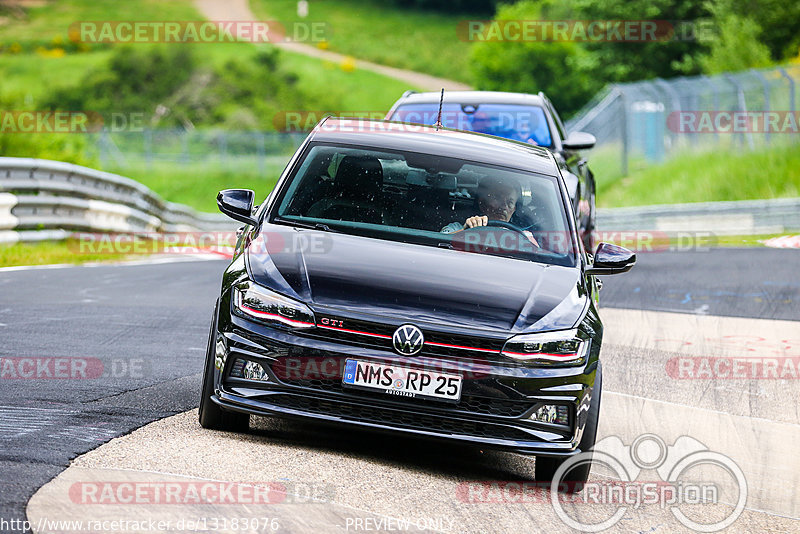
top-left (212, 312), bottom-right (600, 457)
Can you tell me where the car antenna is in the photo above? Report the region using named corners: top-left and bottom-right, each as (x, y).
top-left (434, 88), bottom-right (444, 131)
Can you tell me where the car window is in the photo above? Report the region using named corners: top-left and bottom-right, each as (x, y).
top-left (390, 103), bottom-right (553, 148)
top-left (273, 143), bottom-right (576, 266)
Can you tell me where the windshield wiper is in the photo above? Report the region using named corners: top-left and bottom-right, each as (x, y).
top-left (273, 216), bottom-right (338, 232)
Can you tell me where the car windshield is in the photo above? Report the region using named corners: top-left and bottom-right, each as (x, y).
top-left (390, 103), bottom-right (553, 147)
top-left (273, 143), bottom-right (576, 266)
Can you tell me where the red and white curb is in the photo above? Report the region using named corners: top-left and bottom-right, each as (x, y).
top-left (764, 235), bottom-right (800, 249)
top-left (162, 245), bottom-right (235, 258)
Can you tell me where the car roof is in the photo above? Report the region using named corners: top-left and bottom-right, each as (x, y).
top-left (310, 118), bottom-right (559, 177)
top-left (394, 91), bottom-right (547, 107)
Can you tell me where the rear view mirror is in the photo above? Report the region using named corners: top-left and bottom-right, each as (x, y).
top-left (563, 131), bottom-right (596, 150)
top-left (586, 243), bottom-right (635, 275)
top-left (217, 189), bottom-right (257, 226)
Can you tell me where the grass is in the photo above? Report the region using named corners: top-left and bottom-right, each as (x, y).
top-left (0, 0), bottom-right (200, 43)
top-left (0, 0), bottom-right (414, 111)
top-left (0, 52), bottom-right (113, 102)
top-left (0, 239), bottom-right (136, 268)
top-left (0, 0), bottom-right (196, 102)
top-left (713, 233), bottom-right (793, 247)
top-left (106, 158), bottom-right (289, 212)
top-left (251, 0), bottom-right (475, 84)
top-left (596, 142), bottom-right (800, 208)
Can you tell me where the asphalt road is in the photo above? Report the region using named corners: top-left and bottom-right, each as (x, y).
top-left (1, 247), bottom-right (798, 532)
top-left (600, 247), bottom-right (800, 321)
top-left (0, 260), bottom-right (223, 533)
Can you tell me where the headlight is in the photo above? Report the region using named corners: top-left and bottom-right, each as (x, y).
top-left (501, 328), bottom-right (589, 366)
top-left (233, 282), bottom-right (315, 329)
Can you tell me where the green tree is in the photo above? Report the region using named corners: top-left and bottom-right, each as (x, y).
top-left (392, 0), bottom-right (498, 15)
top-left (570, 0), bottom-right (710, 81)
top-left (469, 0), bottom-right (601, 118)
top-left (697, 13), bottom-right (772, 74)
top-left (714, 0), bottom-right (800, 61)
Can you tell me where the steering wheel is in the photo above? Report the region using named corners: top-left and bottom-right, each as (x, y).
top-left (464, 219), bottom-right (540, 247)
top-left (484, 219), bottom-right (527, 232)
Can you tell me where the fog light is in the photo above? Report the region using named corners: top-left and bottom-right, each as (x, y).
top-left (229, 358), bottom-right (269, 381)
top-left (529, 404), bottom-right (569, 425)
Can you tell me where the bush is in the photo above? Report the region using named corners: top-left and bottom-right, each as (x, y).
top-left (391, 0), bottom-right (498, 14)
top-left (44, 46), bottom-right (196, 114)
top-left (0, 131), bottom-right (94, 166)
top-left (41, 46), bottom-right (302, 130)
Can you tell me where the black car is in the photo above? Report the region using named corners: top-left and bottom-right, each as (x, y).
top-left (199, 118), bottom-right (634, 483)
top-left (387, 90), bottom-right (598, 252)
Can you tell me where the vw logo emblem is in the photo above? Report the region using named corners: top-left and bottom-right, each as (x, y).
top-left (392, 324), bottom-right (424, 355)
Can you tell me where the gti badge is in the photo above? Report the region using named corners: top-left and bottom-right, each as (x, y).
top-left (392, 324), bottom-right (424, 355)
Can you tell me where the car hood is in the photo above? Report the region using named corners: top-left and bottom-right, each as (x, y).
top-left (246, 226), bottom-right (584, 333)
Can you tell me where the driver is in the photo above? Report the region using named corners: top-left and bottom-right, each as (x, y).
top-left (469, 111), bottom-right (494, 135)
top-left (442, 176), bottom-right (539, 246)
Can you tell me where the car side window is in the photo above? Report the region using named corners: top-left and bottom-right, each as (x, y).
top-left (548, 102), bottom-right (567, 141)
top-left (539, 95), bottom-right (566, 141)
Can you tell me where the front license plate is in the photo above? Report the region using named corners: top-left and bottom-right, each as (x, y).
top-left (342, 359), bottom-right (462, 402)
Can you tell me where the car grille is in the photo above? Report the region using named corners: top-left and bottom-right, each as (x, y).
top-left (266, 394), bottom-right (535, 442)
top-left (276, 376), bottom-right (533, 418)
top-left (301, 317), bottom-right (505, 358)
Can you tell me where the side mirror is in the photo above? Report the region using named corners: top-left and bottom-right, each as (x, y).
top-left (563, 131), bottom-right (596, 150)
top-left (217, 189), bottom-right (257, 226)
top-left (586, 243), bottom-right (635, 275)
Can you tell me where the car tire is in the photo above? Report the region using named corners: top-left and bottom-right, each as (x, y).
top-left (198, 301), bottom-right (250, 432)
top-left (534, 363), bottom-right (602, 490)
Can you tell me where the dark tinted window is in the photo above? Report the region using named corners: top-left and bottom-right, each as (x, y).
top-left (273, 143), bottom-right (576, 266)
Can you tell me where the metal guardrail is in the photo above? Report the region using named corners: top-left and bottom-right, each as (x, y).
top-left (597, 198), bottom-right (800, 235)
top-left (0, 157), bottom-right (234, 244)
top-left (1, 157), bottom-right (796, 246)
